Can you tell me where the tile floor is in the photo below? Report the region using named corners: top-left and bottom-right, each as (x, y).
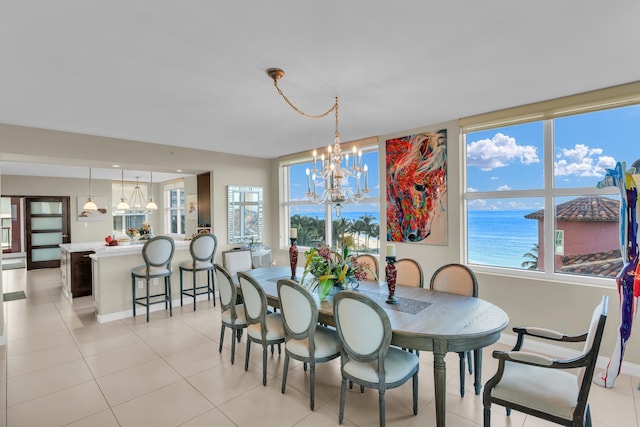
top-left (1, 266), bottom-right (640, 426)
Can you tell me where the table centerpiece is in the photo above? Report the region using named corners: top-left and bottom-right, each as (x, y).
top-left (302, 245), bottom-right (375, 301)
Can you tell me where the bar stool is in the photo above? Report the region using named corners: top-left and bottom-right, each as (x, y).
top-left (131, 236), bottom-right (175, 322)
top-left (179, 233), bottom-right (217, 311)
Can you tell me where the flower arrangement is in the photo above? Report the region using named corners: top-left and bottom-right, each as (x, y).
top-left (302, 245), bottom-right (375, 301)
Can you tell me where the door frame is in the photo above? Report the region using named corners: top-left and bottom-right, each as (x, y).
top-left (25, 196), bottom-right (71, 270)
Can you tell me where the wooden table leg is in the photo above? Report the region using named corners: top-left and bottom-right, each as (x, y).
top-left (433, 340), bottom-right (447, 427)
top-left (473, 348), bottom-right (482, 395)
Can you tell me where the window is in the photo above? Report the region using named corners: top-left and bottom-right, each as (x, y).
top-left (112, 181), bottom-right (148, 233)
top-left (227, 185), bottom-right (263, 244)
top-left (282, 144), bottom-right (380, 254)
top-left (164, 180), bottom-right (185, 235)
top-left (464, 101), bottom-right (640, 281)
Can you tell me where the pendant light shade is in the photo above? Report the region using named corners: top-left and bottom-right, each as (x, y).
top-left (145, 171), bottom-right (158, 211)
top-left (117, 169), bottom-right (130, 210)
top-left (83, 168), bottom-right (98, 211)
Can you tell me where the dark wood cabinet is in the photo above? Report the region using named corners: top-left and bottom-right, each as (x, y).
top-left (70, 251), bottom-right (93, 297)
top-left (197, 172), bottom-right (211, 227)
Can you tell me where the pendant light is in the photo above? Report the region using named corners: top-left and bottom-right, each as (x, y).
top-left (82, 167), bottom-right (98, 211)
top-left (116, 169), bottom-right (130, 210)
top-left (145, 171), bottom-right (158, 211)
top-left (128, 176), bottom-right (147, 212)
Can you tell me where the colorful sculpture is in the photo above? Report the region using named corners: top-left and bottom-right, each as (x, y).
top-left (594, 161), bottom-right (640, 388)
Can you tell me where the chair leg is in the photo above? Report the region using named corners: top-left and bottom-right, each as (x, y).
top-left (506, 407), bottom-right (511, 416)
top-left (230, 328), bottom-right (237, 364)
top-left (467, 350), bottom-right (473, 374)
top-left (219, 325), bottom-right (225, 353)
top-left (146, 280), bottom-right (150, 322)
top-left (459, 352), bottom-right (465, 397)
top-left (310, 362), bottom-right (316, 410)
top-left (412, 372), bottom-right (418, 415)
top-left (209, 270), bottom-right (215, 305)
top-left (339, 378), bottom-right (347, 425)
top-left (585, 403), bottom-right (592, 427)
top-left (378, 389), bottom-right (386, 427)
top-left (484, 406), bottom-right (491, 426)
top-left (262, 344), bottom-right (268, 386)
top-left (192, 269), bottom-right (197, 311)
top-left (131, 275), bottom-right (136, 317)
top-left (244, 339), bottom-right (251, 371)
top-left (282, 355), bottom-right (290, 394)
top-left (303, 362), bottom-right (308, 372)
top-left (167, 277), bottom-right (173, 317)
top-left (179, 268), bottom-right (184, 306)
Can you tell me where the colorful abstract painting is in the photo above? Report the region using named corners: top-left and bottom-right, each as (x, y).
top-left (386, 129), bottom-right (447, 244)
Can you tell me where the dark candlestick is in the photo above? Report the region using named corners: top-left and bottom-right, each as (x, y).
top-left (289, 238), bottom-right (298, 281)
top-left (385, 256), bottom-right (398, 304)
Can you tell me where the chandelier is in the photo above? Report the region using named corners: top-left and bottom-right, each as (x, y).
top-left (267, 68), bottom-right (369, 217)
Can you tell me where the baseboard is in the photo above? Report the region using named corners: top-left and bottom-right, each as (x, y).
top-left (499, 333), bottom-right (640, 377)
top-left (97, 292), bottom-right (215, 323)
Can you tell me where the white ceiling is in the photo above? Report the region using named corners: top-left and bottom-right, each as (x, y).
top-left (1, 1), bottom-right (639, 175)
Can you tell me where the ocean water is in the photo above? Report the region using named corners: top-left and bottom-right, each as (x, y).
top-left (467, 210), bottom-right (538, 269)
top-left (297, 209), bottom-right (538, 269)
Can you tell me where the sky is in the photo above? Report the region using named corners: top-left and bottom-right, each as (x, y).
top-left (288, 104), bottom-right (640, 215)
top-left (466, 104), bottom-right (640, 202)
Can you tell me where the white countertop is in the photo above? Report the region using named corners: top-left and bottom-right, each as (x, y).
top-left (60, 238), bottom-right (191, 258)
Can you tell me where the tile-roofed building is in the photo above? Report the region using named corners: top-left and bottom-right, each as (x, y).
top-left (560, 249), bottom-right (622, 278)
top-left (525, 196), bottom-right (620, 274)
top-left (525, 196), bottom-right (619, 222)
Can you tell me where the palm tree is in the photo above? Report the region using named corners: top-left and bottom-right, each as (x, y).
top-left (368, 223), bottom-right (380, 254)
top-left (521, 244), bottom-right (539, 270)
top-left (359, 215), bottom-right (376, 251)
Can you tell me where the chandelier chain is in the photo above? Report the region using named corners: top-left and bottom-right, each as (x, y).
top-left (272, 79), bottom-right (338, 121)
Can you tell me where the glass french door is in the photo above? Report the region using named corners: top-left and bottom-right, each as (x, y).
top-left (25, 197), bottom-right (70, 270)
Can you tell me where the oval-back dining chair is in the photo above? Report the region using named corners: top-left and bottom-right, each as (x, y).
top-left (355, 254), bottom-right (379, 281)
top-left (237, 271), bottom-right (285, 386)
top-left (333, 291), bottom-right (419, 426)
top-left (277, 279), bottom-right (340, 410)
top-left (395, 258), bottom-right (424, 288)
top-left (215, 263), bottom-right (247, 364)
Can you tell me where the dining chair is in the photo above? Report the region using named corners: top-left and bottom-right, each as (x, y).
top-left (131, 236), bottom-right (175, 322)
top-left (277, 279), bottom-right (340, 410)
top-left (333, 291), bottom-right (419, 427)
top-left (395, 258), bottom-right (423, 288)
top-left (237, 271), bottom-right (285, 386)
top-left (179, 233), bottom-right (217, 311)
top-left (222, 248), bottom-right (253, 279)
top-left (355, 254), bottom-right (379, 281)
top-left (215, 263), bottom-right (247, 364)
top-left (430, 263), bottom-right (478, 397)
top-left (483, 295), bottom-right (608, 427)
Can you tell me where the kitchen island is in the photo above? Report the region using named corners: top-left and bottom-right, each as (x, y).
top-left (63, 238), bottom-right (198, 323)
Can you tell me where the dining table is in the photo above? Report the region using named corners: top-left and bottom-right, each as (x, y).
top-left (246, 266), bottom-right (509, 427)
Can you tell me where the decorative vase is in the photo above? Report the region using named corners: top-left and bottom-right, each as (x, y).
top-left (289, 238), bottom-right (298, 281)
top-left (385, 256), bottom-right (399, 304)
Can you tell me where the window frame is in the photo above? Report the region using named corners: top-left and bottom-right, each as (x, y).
top-left (280, 141), bottom-right (380, 251)
top-left (461, 85), bottom-right (639, 287)
top-left (164, 180), bottom-right (185, 236)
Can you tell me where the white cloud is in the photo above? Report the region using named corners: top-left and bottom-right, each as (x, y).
top-left (467, 133), bottom-right (539, 171)
top-left (490, 176), bottom-right (499, 180)
top-left (497, 184), bottom-right (511, 191)
top-left (554, 143), bottom-right (617, 177)
top-left (467, 187), bottom-right (478, 193)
